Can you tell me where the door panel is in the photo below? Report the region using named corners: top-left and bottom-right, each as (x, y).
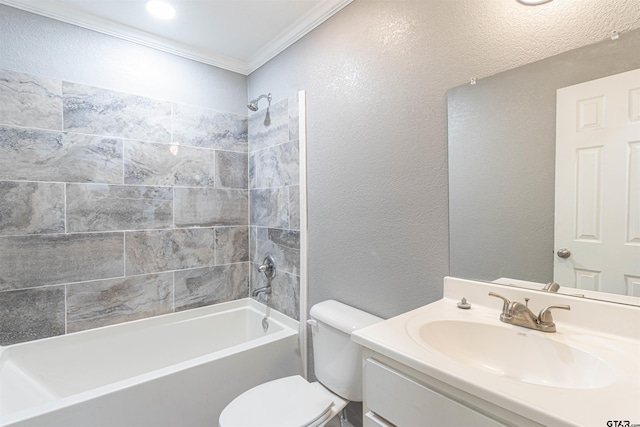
top-left (555, 69), bottom-right (640, 295)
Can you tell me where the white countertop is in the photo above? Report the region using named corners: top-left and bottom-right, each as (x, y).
top-left (352, 277), bottom-right (640, 427)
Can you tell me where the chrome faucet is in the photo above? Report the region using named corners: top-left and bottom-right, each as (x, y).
top-left (542, 281), bottom-right (560, 292)
top-left (257, 256), bottom-right (276, 279)
top-left (488, 292), bottom-right (570, 333)
top-left (252, 285), bottom-right (271, 297)
top-left (252, 256), bottom-right (276, 297)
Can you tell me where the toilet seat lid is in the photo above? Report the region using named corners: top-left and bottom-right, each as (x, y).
top-left (219, 375), bottom-right (334, 427)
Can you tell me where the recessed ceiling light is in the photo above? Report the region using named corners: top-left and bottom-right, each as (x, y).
top-left (145, 0), bottom-right (176, 20)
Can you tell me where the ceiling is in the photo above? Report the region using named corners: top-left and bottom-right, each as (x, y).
top-left (0, 0), bottom-right (352, 75)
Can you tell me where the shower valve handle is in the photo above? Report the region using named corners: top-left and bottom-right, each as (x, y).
top-left (257, 255), bottom-right (276, 279)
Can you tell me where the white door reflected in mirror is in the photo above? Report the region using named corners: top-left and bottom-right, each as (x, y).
top-left (554, 68), bottom-right (640, 296)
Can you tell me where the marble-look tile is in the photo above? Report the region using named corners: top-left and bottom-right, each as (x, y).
top-left (63, 82), bottom-right (171, 143)
top-left (248, 152), bottom-right (257, 189)
top-left (288, 94), bottom-right (299, 142)
top-left (0, 69), bottom-right (63, 130)
top-left (250, 226), bottom-right (269, 263)
top-left (124, 140), bottom-right (215, 187)
top-left (125, 228), bottom-right (215, 275)
top-left (0, 126), bottom-right (123, 183)
top-left (175, 263), bottom-right (249, 311)
top-left (0, 286), bottom-right (65, 346)
top-left (288, 185), bottom-right (300, 231)
top-left (268, 228), bottom-right (300, 250)
top-left (215, 226), bottom-right (249, 264)
top-left (256, 226), bottom-right (268, 241)
top-left (66, 273), bottom-right (173, 333)
top-left (251, 227), bottom-right (268, 265)
top-left (0, 181), bottom-right (65, 235)
top-left (251, 268), bottom-right (299, 321)
top-left (250, 188), bottom-right (289, 228)
top-left (216, 150), bottom-right (248, 189)
top-left (252, 140), bottom-right (299, 188)
top-left (67, 184), bottom-right (173, 232)
top-left (248, 99), bottom-right (289, 152)
top-left (255, 231), bottom-right (300, 276)
top-left (172, 103), bottom-right (248, 152)
top-left (174, 188), bottom-right (248, 227)
top-left (0, 232), bottom-right (124, 291)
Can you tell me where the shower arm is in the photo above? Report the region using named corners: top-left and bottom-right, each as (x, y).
top-left (247, 93), bottom-right (272, 111)
top-left (254, 94), bottom-right (271, 103)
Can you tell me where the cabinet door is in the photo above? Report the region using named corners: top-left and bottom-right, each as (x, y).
top-left (364, 412), bottom-right (396, 427)
top-left (365, 359), bottom-right (505, 427)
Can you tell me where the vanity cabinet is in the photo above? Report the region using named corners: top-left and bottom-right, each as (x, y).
top-left (361, 350), bottom-right (540, 427)
top-left (354, 277), bottom-right (640, 427)
top-left (363, 358), bottom-right (503, 427)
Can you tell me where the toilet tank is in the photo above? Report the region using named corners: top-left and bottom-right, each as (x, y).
top-left (309, 300), bottom-right (382, 401)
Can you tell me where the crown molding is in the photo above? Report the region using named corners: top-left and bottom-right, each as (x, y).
top-left (246, 0), bottom-right (353, 74)
top-left (0, 0), bottom-right (249, 74)
top-left (0, 0), bottom-right (353, 76)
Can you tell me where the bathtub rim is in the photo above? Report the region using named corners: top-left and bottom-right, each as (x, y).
top-left (0, 298), bottom-right (300, 426)
top-left (1, 297), bottom-right (298, 352)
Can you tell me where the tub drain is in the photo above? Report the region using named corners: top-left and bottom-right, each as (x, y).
top-left (262, 317), bottom-right (269, 332)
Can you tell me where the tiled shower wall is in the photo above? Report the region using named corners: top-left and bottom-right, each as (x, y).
top-left (0, 68), bottom-right (250, 345)
top-left (249, 96), bottom-right (301, 320)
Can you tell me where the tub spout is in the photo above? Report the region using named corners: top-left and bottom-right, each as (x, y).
top-left (252, 285), bottom-right (271, 297)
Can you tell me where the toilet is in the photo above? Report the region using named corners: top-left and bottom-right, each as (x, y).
top-left (219, 300), bottom-right (382, 427)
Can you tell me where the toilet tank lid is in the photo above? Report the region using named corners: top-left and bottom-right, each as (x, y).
top-left (310, 300), bottom-right (382, 335)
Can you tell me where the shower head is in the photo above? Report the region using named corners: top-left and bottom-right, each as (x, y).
top-left (247, 93), bottom-right (272, 111)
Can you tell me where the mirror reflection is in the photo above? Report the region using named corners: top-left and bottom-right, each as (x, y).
top-left (448, 29), bottom-right (640, 305)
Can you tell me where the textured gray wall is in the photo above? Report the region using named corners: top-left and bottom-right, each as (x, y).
top-left (247, 0), bottom-right (640, 319)
top-left (0, 5), bottom-right (247, 115)
top-left (448, 30), bottom-right (640, 284)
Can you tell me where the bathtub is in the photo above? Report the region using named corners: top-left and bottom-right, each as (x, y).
top-left (0, 298), bottom-right (301, 427)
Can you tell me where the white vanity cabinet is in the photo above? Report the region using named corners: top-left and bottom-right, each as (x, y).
top-left (361, 350), bottom-right (538, 427)
top-left (353, 277), bottom-right (640, 427)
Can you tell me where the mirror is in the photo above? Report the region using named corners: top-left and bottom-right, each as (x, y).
top-left (448, 28), bottom-right (640, 305)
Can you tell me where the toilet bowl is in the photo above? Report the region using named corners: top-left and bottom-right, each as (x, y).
top-left (219, 300), bottom-right (382, 427)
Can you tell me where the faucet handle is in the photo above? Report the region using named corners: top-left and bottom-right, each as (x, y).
top-left (538, 304), bottom-right (571, 324)
top-left (537, 305), bottom-right (570, 332)
top-left (256, 255), bottom-right (276, 279)
top-left (488, 292), bottom-right (511, 319)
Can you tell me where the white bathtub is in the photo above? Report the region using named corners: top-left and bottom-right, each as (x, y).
top-left (0, 299), bottom-right (301, 427)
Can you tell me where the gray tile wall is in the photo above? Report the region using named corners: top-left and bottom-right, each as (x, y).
top-left (0, 68), bottom-right (250, 345)
top-left (249, 96), bottom-right (301, 320)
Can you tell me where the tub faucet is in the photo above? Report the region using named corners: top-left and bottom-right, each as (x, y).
top-left (488, 292), bottom-right (570, 333)
top-left (252, 285), bottom-right (271, 298)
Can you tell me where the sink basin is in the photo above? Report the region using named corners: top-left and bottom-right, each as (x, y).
top-left (407, 319), bottom-right (615, 389)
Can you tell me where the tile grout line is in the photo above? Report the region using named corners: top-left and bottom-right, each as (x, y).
top-left (172, 271), bottom-right (176, 313)
top-left (64, 284), bottom-right (68, 335)
top-left (123, 232), bottom-right (127, 278)
top-left (0, 179), bottom-right (252, 191)
top-left (0, 263), bottom-right (249, 295)
top-left (63, 183), bottom-right (68, 234)
top-left (122, 138), bottom-right (126, 185)
top-left (0, 225), bottom-right (250, 239)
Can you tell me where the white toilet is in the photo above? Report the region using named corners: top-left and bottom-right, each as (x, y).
top-left (219, 300), bottom-right (382, 427)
